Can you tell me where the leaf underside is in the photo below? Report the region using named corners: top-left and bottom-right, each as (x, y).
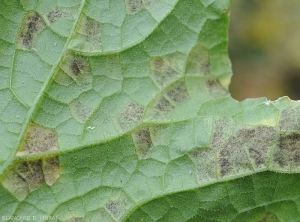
top-left (1, 0), bottom-right (300, 221)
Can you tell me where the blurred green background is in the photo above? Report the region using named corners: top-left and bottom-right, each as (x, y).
top-left (229, 0), bottom-right (300, 101)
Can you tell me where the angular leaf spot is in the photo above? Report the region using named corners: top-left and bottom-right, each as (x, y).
top-left (14, 160), bottom-right (44, 192)
top-left (273, 133), bottom-right (300, 168)
top-left (42, 156), bottom-right (60, 186)
top-left (164, 79), bottom-right (190, 105)
top-left (106, 201), bottom-right (125, 220)
top-left (1, 156), bottom-right (61, 200)
top-left (257, 212), bottom-right (280, 222)
top-left (116, 102), bottom-right (144, 131)
top-left (18, 124), bottom-right (58, 156)
top-left (185, 44), bottom-right (210, 76)
top-left (279, 108), bottom-right (300, 131)
top-left (60, 53), bottom-right (91, 79)
top-left (218, 138), bottom-right (252, 177)
top-left (69, 99), bottom-right (93, 123)
top-left (125, 0), bottom-right (144, 14)
top-left (237, 126), bottom-right (277, 168)
top-left (205, 78), bottom-right (228, 97)
top-left (132, 126), bottom-right (153, 159)
top-left (188, 148), bottom-right (216, 182)
top-left (1, 170), bottom-right (29, 201)
top-left (18, 12), bottom-right (46, 50)
top-left (46, 9), bottom-right (63, 23)
top-left (211, 118), bottom-right (236, 149)
top-left (150, 57), bottom-right (180, 88)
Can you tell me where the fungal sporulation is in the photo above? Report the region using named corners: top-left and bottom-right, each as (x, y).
top-left (18, 12), bottom-right (46, 49)
top-left (188, 148), bottom-right (216, 182)
top-left (150, 57), bottom-right (180, 88)
top-left (116, 102), bottom-right (144, 131)
top-left (17, 124), bottom-right (58, 156)
top-left (132, 126), bottom-right (153, 159)
top-left (69, 99), bottom-right (93, 123)
top-left (273, 133), bottom-right (300, 168)
top-left (279, 108), bottom-right (300, 131)
top-left (1, 156), bottom-right (60, 200)
top-left (164, 79), bottom-right (190, 105)
top-left (211, 118), bottom-right (236, 149)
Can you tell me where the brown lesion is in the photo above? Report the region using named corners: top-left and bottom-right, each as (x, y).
top-left (46, 8), bottom-right (63, 23)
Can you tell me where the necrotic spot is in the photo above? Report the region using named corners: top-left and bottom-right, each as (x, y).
top-left (19, 12), bottom-right (45, 49)
top-left (18, 124), bottom-right (58, 156)
top-left (132, 126), bottom-right (153, 159)
top-left (164, 79), bottom-right (190, 105)
top-left (116, 102), bottom-right (144, 131)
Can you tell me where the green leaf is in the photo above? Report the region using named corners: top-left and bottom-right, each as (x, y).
top-left (0, 0), bottom-right (300, 221)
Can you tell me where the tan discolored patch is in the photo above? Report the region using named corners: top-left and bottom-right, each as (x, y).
top-left (42, 156), bottom-right (60, 186)
top-left (164, 79), bottom-right (190, 105)
top-left (132, 126), bottom-right (153, 159)
top-left (150, 57), bottom-right (181, 88)
top-left (1, 156), bottom-right (61, 200)
top-left (185, 44), bottom-right (210, 76)
top-left (46, 8), bottom-right (62, 23)
top-left (18, 12), bottom-right (46, 50)
top-left (188, 148), bottom-right (216, 182)
top-left (60, 53), bottom-right (91, 80)
top-left (116, 102), bottom-right (144, 131)
top-left (69, 99), bottom-right (93, 123)
top-left (273, 132), bottom-right (300, 168)
top-left (18, 124), bottom-right (58, 156)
